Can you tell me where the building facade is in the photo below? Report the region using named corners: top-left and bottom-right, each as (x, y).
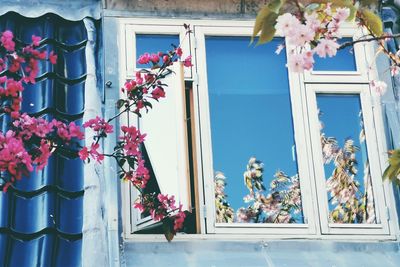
top-left (1, 0), bottom-right (400, 266)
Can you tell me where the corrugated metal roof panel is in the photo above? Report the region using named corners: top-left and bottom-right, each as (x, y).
top-left (0, 11), bottom-right (91, 266)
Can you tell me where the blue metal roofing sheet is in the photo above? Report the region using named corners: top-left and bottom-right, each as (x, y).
top-left (0, 11), bottom-right (90, 266)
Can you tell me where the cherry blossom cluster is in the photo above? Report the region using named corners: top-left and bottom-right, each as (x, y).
top-left (133, 193), bottom-right (186, 232)
top-left (78, 28), bottom-right (193, 236)
top-left (275, 5), bottom-right (350, 73)
top-left (0, 31), bottom-right (84, 192)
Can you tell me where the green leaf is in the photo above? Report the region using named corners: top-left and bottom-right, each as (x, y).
top-left (251, 3), bottom-right (281, 45)
top-left (359, 0), bottom-right (379, 7)
top-left (360, 9), bottom-right (383, 37)
top-left (268, 0), bottom-right (284, 13)
top-left (383, 149), bottom-right (400, 183)
top-left (162, 217), bottom-right (175, 242)
top-left (143, 101), bottom-right (153, 109)
top-left (258, 12), bottom-right (279, 45)
top-left (116, 99), bottom-right (126, 109)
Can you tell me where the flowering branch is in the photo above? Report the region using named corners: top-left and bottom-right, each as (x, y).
top-left (0, 25), bottom-right (193, 241)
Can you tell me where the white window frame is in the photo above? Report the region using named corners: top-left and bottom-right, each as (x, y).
top-left (303, 24), bottom-right (370, 83)
top-left (306, 83), bottom-right (390, 235)
top-left (119, 21), bottom-right (192, 237)
top-left (118, 18), bottom-right (399, 240)
top-left (194, 24), bottom-right (316, 235)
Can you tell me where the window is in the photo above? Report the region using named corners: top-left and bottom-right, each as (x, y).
top-left (119, 19), bottom-right (397, 239)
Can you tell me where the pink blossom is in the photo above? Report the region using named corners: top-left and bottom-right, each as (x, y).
top-left (33, 140), bottom-right (51, 170)
top-left (302, 51), bottom-right (315, 71)
top-left (370, 80), bottom-right (387, 96)
top-left (151, 86), bottom-right (166, 99)
top-left (175, 47), bottom-right (183, 57)
top-left (135, 72), bottom-right (143, 85)
top-left (287, 53), bottom-right (305, 72)
top-left (49, 51), bottom-right (57, 65)
top-left (305, 12), bottom-right (321, 32)
top-left (174, 207), bottom-right (186, 231)
top-left (79, 146), bottom-right (89, 161)
top-left (133, 202), bottom-right (145, 213)
top-left (31, 35), bottom-right (42, 47)
top-left (120, 126), bottom-right (146, 156)
top-left (1, 30), bottom-right (15, 52)
top-left (83, 116), bottom-right (113, 134)
top-left (183, 55), bottom-right (192, 67)
top-left (391, 66), bottom-right (400, 77)
top-left (334, 7), bottom-right (350, 23)
top-left (275, 13), bottom-right (300, 36)
top-left (137, 53), bottom-right (151, 65)
top-left (314, 39), bottom-right (339, 58)
top-left (124, 80), bottom-right (137, 92)
top-left (150, 53), bottom-right (160, 64)
top-left (68, 121), bottom-right (84, 140)
top-left (288, 24), bottom-right (315, 46)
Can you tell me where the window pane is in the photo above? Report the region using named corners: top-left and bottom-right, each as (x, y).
top-left (206, 37), bottom-right (304, 224)
top-left (136, 34), bottom-right (179, 68)
top-left (313, 38), bottom-right (356, 71)
top-left (317, 94), bottom-right (376, 224)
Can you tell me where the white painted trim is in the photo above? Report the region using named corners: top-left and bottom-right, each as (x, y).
top-left (117, 18), bottom-right (399, 240)
top-left (194, 25), bottom-right (316, 235)
top-left (303, 25), bottom-right (370, 83)
top-left (305, 83), bottom-right (390, 235)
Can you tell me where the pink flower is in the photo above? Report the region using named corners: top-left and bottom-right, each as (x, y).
top-left (33, 140), bottom-right (51, 171)
top-left (287, 53), bottom-right (305, 72)
top-left (183, 55), bottom-right (192, 67)
top-left (370, 80), bottom-right (387, 96)
top-left (334, 7), bottom-right (350, 23)
top-left (288, 24), bottom-right (315, 46)
top-left (68, 121), bottom-right (84, 140)
top-left (150, 53), bottom-right (160, 64)
top-left (275, 13), bottom-right (300, 36)
top-left (302, 51), bottom-right (315, 71)
top-left (133, 202), bottom-right (145, 213)
top-left (83, 116), bottom-right (113, 134)
top-left (314, 39), bottom-right (339, 58)
top-left (137, 53), bottom-right (151, 65)
top-left (391, 66), bottom-right (400, 77)
top-left (174, 209), bottom-right (186, 231)
top-left (31, 35), bottom-right (42, 47)
top-left (1, 30), bottom-right (15, 52)
top-left (305, 12), bottom-right (321, 32)
top-left (151, 86), bottom-right (166, 99)
top-left (79, 147), bottom-right (89, 161)
top-left (120, 126), bottom-right (146, 156)
top-left (49, 51), bottom-right (57, 65)
top-left (175, 47), bottom-right (183, 57)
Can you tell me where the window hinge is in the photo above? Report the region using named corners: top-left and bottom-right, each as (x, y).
top-left (193, 36), bottom-right (198, 49)
top-left (386, 206), bottom-right (390, 221)
top-left (193, 73), bottom-right (199, 87)
top-left (203, 205), bottom-right (207, 218)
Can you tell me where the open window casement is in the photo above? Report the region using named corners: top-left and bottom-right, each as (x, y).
top-left (127, 63), bottom-right (191, 232)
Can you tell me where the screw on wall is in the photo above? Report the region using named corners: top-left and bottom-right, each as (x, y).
top-left (105, 80), bottom-right (112, 88)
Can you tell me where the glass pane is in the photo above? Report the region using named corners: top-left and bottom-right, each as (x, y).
top-left (313, 38), bottom-right (356, 71)
top-left (207, 36), bottom-right (304, 224)
top-left (136, 34), bottom-right (180, 68)
top-left (317, 94), bottom-right (376, 224)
